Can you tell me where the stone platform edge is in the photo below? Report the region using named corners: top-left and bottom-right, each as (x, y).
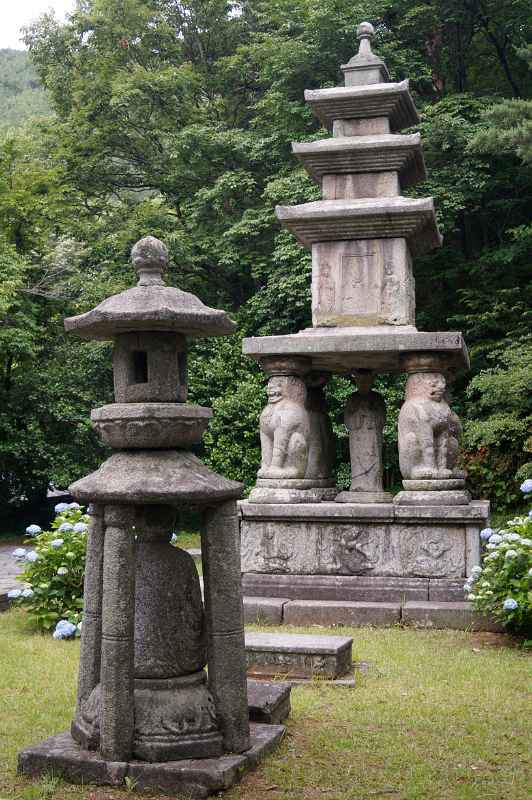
top-left (243, 596), bottom-right (502, 632)
top-left (238, 499), bottom-right (490, 522)
top-left (18, 724), bottom-right (285, 799)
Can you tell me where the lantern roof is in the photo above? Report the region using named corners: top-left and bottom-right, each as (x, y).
top-left (64, 236), bottom-right (237, 340)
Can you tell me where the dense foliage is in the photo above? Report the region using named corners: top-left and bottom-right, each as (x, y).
top-left (0, 49), bottom-right (50, 128)
top-left (0, 0), bottom-right (531, 514)
top-left (466, 482), bottom-right (532, 637)
top-left (9, 504), bottom-right (88, 631)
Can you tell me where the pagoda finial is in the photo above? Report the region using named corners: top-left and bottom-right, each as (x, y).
top-left (356, 21), bottom-right (375, 56)
top-left (131, 235), bottom-right (168, 286)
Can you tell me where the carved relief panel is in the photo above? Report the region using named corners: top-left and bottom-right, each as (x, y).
top-left (311, 238), bottom-right (415, 327)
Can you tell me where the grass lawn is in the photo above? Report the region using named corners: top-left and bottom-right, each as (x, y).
top-left (1, 610), bottom-right (530, 800)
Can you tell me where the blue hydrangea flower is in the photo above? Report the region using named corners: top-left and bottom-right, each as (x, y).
top-left (26, 524), bottom-right (41, 536)
top-left (54, 502), bottom-right (69, 514)
top-left (503, 598), bottom-right (518, 611)
top-left (50, 538), bottom-right (64, 548)
top-left (7, 588), bottom-right (22, 599)
top-left (521, 538), bottom-right (532, 547)
top-left (58, 522), bottom-right (73, 533)
top-left (53, 619), bottom-right (77, 639)
top-left (68, 502), bottom-right (81, 510)
top-left (12, 547), bottom-right (26, 559)
top-left (73, 522), bottom-right (88, 533)
top-left (57, 567), bottom-right (68, 576)
top-left (520, 479), bottom-right (532, 494)
top-left (505, 549), bottom-right (517, 558)
top-left (21, 588), bottom-right (34, 598)
top-left (480, 528), bottom-right (494, 541)
top-left (506, 532), bottom-right (521, 542)
top-left (25, 550), bottom-right (39, 563)
top-left (488, 533), bottom-right (503, 544)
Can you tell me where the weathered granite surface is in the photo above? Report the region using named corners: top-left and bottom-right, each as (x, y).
top-left (242, 328), bottom-right (470, 373)
top-left (247, 680), bottom-right (291, 725)
top-left (91, 403), bottom-right (212, 449)
top-left (245, 632), bottom-right (352, 679)
top-left (293, 134), bottom-right (426, 188)
top-left (18, 725), bottom-right (285, 799)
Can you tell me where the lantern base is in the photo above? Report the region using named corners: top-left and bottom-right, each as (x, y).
top-left (18, 724), bottom-right (285, 799)
top-left (72, 671), bottom-right (223, 763)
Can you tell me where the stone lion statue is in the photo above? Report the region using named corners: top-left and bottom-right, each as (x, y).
top-left (398, 372), bottom-right (462, 480)
top-left (257, 375), bottom-right (310, 479)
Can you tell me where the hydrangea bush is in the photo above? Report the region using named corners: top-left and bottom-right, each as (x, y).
top-left (9, 502), bottom-right (89, 636)
top-left (465, 480), bottom-right (532, 636)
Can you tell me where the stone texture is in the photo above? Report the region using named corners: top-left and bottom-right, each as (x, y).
top-left (311, 238), bottom-right (415, 327)
top-left (343, 373), bottom-right (392, 501)
top-left (247, 680), bottom-right (291, 725)
top-left (18, 725), bottom-right (285, 799)
top-left (243, 596), bottom-right (289, 625)
top-left (402, 601), bottom-right (503, 632)
top-left (256, 375), bottom-right (310, 481)
top-left (92, 403), bottom-right (212, 449)
top-left (340, 22), bottom-right (390, 86)
top-left (70, 450), bottom-right (243, 506)
top-left (241, 517), bottom-right (467, 577)
top-left (112, 331), bottom-right (188, 403)
top-left (398, 371), bottom-right (465, 481)
top-left (304, 80), bottom-right (419, 132)
top-left (243, 328), bottom-right (470, 374)
top-left (276, 197), bottom-right (441, 258)
top-left (242, 573), bottom-right (429, 602)
top-left (394, 489), bottom-right (472, 506)
top-left (201, 501), bottom-right (250, 755)
top-left (293, 134), bottom-right (425, 188)
top-left (245, 632), bottom-right (353, 679)
top-left (283, 599), bottom-right (401, 627)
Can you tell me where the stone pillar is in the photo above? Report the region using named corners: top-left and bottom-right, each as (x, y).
top-left (395, 354), bottom-right (470, 506)
top-left (250, 357), bottom-right (336, 503)
top-left (100, 505), bottom-right (136, 761)
top-left (201, 501), bottom-right (250, 754)
top-left (336, 371), bottom-right (392, 503)
top-left (74, 503), bottom-right (104, 719)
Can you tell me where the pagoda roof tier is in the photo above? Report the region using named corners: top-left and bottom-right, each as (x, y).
top-left (275, 197), bottom-right (442, 257)
top-left (304, 80), bottom-right (419, 132)
top-left (243, 328), bottom-right (470, 373)
top-left (292, 134), bottom-right (426, 187)
top-left (69, 450), bottom-right (243, 505)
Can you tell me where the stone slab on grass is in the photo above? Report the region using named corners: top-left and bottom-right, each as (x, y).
top-left (247, 679), bottom-right (291, 724)
top-left (283, 599), bottom-right (401, 627)
top-left (244, 596), bottom-right (289, 625)
top-left (18, 724), bottom-right (285, 799)
top-left (242, 573), bottom-right (429, 602)
top-left (402, 601), bottom-right (503, 631)
top-left (245, 631), bottom-right (352, 679)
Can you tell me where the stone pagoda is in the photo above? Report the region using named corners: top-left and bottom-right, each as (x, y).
top-left (18, 237), bottom-right (285, 797)
top-left (240, 24), bottom-right (490, 624)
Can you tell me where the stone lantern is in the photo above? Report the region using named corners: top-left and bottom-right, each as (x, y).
top-left (19, 237), bottom-right (284, 796)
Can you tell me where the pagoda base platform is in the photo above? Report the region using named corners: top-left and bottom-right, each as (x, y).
top-left (242, 326), bottom-right (469, 373)
top-left (18, 724), bottom-right (285, 799)
top-left (240, 500), bottom-right (488, 581)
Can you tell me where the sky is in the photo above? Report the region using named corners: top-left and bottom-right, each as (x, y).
top-left (1, 1), bottom-right (76, 50)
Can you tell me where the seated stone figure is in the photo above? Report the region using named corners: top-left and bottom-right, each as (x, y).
top-left (257, 375), bottom-right (310, 480)
top-left (398, 372), bottom-right (462, 480)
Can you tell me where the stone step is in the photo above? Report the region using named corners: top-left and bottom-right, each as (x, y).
top-left (242, 596), bottom-right (501, 632)
top-left (247, 680), bottom-right (291, 725)
top-left (242, 573), bottom-right (466, 603)
top-left (245, 631), bottom-right (353, 680)
top-left (402, 601), bottom-right (503, 632)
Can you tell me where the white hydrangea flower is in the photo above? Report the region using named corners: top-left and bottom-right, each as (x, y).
top-left (505, 549), bottom-right (518, 558)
